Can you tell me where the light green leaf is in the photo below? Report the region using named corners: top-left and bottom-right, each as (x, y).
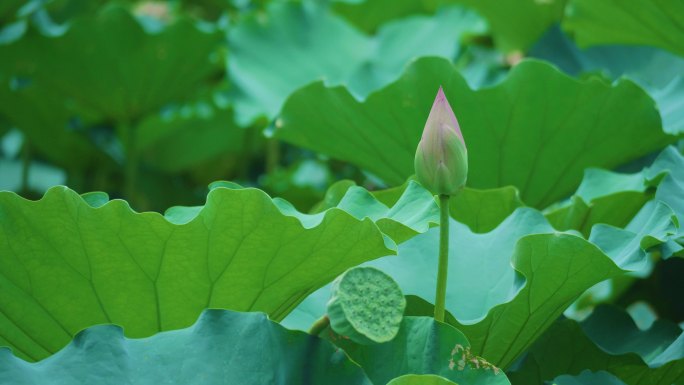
top-left (0, 310), bottom-right (372, 385)
top-left (510, 305), bottom-right (684, 385)
top-left (647, 146), bottom-right (684, 243)
top-left (273, 180), bottom-right (439, 243)
top-left (450, 186), bottom-right (523, 233)
top-left (387, 374), bottom-right (459, 385)
top-left (0, 5), bottom-right (223, 122)
top-left (276, 57), bottom-right (672, 207)
top-left (228, 1), bottom-right (484, 122)
top-left (320, 180), bottom-right (521, 234)
top-left (531, 27), bottom-right (684, 135)
top-left (563, 0), bottom-right (684, 58)
top-left (544, 168), bottom-right (652, 237)
top-left (332, 316), bottom-right (509, 385)
top-left (536, 146), bottom-right (683, 318)
top-left (0, 183), bottom-right (437, 361)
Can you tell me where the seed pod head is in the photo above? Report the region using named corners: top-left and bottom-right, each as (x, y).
top-left (327, 267), bottom-right (405, 345)
top-left (414, 87), bottom-right (468, 196)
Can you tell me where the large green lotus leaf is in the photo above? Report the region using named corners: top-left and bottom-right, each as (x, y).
top-left (136, 99), bottom-right (248, 173)
top-left (531, 27), bottom-right (684, 135)
top-left (0, 309), bottom-right (372, 385)
top-left (368, 181), bottom-right (525, 234)
top-left (646, 146), bottom-right (684, 244)
top-left (0, 183), bottom-right (438, 362)
top-left (333, 0), bottom-right (565, 52)
top-left (542, 148), bottom-right (683, 317)
top-left (227, 1), bottom-right (484, 122)
top-left (333, 316), bottom-right (510, 385)
top-left (562, 200), bottom-right (678, 317)
top-left (270, 180), bottom-right (439, 243)
top-left (563, 0), bottom-right (684, 58)
top-left (311, 179), bottom-right (520, 235)
top-left (303, 178), bottom-right (520, 237)
top-left (553, 371), bottom-right (628, 385)
top-left (538, 145), bottom-right (684, 254)
top-left (509, 305), bottom-right (684, 385)
top-left (374, 182), bottom-right (524, 234)
top-left (276, 57), bottom-right (671, 207)
top-left (545, 168), bottom-right (653, 237)
top-left (0, 5), bottom-right (223, 122)
top-left (344, 5), bottom-right (485, 98)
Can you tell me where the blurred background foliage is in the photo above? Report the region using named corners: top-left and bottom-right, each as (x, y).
top-left (1, 0), bottom-right (683, 331)
top-left (0, 0), bottom-right (568, 212)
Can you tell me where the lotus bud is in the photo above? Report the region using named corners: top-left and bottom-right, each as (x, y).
top-left (414, 86), bottom-right (468, 196)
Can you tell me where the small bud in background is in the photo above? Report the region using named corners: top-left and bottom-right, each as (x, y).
top-left (414, 87), bottom-right (468, 196)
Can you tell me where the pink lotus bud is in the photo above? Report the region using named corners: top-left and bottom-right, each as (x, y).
top-left (414, 86), bottom-right (468, 196)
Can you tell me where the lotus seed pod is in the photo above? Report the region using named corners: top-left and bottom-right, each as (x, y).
top-left (414, 86), bottom-right (468, 196)
top-left (327, 266), bottom-right (406, 345)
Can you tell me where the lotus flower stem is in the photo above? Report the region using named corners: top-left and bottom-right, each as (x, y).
top-left (20, 139), bottom-right (31, 194)
top-left (308, 315), bottom-right (330, 336)
top-left (119, 120), bottom-right (139, 207)
top-left (435, 194), bottom-right (450, 322)
top-left (414, 86), bottom-right (467, 323)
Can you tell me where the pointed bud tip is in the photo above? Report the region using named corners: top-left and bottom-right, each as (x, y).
top-left (436, 86), bottom-right (446, 102)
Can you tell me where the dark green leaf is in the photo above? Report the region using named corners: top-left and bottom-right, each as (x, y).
top-left (510, 305), bottom-right (684, 385)
top-left (333, 316), bottom-right (509, 385)
top-left (553, 370), bottom-right (628, 385)
top-left (563, 0), bottom-right (684, 58)
top-left (1, 6), bottom-right (223, 122)
top-left (0, 310), bottom-right (372, 385)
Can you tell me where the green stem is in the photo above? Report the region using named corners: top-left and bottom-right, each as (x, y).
top-left (266, 137), bottom-right (280, 175)
top-left (308, 315), bottom-right (330, 336)
top-left (434, 194), bottom-right (450, 322)
top-left (20, 139), bottom-right (31, 194)
top-left (119, 121), bottom-right (138, 205)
